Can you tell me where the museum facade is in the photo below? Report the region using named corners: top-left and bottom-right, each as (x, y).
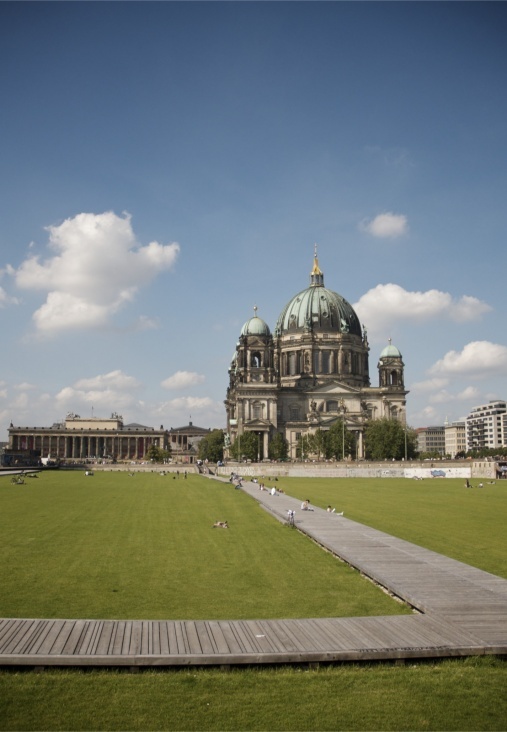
top-left (225, 251), bottom-right (408, 460)
top-left (5, 414), bottom-right (210, 465)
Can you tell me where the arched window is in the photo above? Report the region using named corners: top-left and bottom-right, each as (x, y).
top-left (251, 352), bottom-right (262, 368)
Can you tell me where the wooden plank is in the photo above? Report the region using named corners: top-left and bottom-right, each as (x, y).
top-left (17, 620), bottom-right (51, 654)
top-left (34, 620), bottom-right (65, 655)
top-left (1, 620), bottom-right (37, 654)
top-left (193, 621), bottom-right (215, 655)
top-left (165, 622), bottom-right (180, 654)
top-left (159, 622), bottom-right (170, 655)
top-left (85, 621), bottom-right (105, 656)
top-left (110, 621), bottom-right (126, 655)
top-left (95, 621), bottom-right (115, 656)
top-left (61, 621), bottom-right (87, 655)
top-left (206, 621), bottom-right (232, 655)
top-left (174, 621), bottom-right (189, 654)
top-left (242, 620), bottom-right (278, 653)
top-left (129, 622), bottom-right (142, 655)
top-left (262, 619), bottom-right (308, 653)
top-left (0, 619), bottom-right (19, 648)
top-left (235, 621), bottom-right (268, 654)
top-left (121, 622), bottom-right (133, 655)
top-left (216, 621), bottom-right (244, 654)
top-left (184, 622), bottom-right (204, 655)
top-left (150, 622), bottom-right (161, 655)
top-left (50, 621), bottom-right (77, 655)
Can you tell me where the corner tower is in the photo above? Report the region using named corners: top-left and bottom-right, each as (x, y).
top-left (225, 307), bottom-right (278, 460)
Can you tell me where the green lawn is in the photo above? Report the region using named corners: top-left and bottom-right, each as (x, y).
top-left (1, 470), bottom-right (506, 731)
top-left (264, 474), bottom-right (507, 578)
top-left (1, 658), bottom-right (506, 731)
top-left (0, 471), bottom-right (408, 619)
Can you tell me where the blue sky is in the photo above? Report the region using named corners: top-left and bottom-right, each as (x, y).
top-left (1, 2), bottom-right (506, 440)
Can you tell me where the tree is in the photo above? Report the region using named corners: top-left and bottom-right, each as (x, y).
top-left (309, 429), bottom-right (327, 460)
top-left (197, 430), bottom-right (225, 463)
top-left (324, 418), bottom-right (355, 460)
top-left (363, 418), bottom-right (417, 461)
top-left (229, 431), bottom-right (260, 462)
top-left (146, 444), bottom-right (171, 463)
top-left (268, 432), bottom-right (288, 460)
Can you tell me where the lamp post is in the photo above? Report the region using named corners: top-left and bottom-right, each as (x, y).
top-left (340, 398), bottom-right (346, 461)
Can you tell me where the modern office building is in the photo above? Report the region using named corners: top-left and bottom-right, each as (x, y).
top-left (465, 401), bottom-right (507, 452)
top-left (415, 426), bottom-right (446, 456)
top-left (444, 421), bottom-right (466, 458)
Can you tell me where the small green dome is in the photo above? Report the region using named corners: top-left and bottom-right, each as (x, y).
top-left (241, 313), bottom-right (271, 337)
top-left (380, 342), bottom-right (402, 358)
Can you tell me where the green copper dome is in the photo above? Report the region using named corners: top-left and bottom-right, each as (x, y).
top-left (240, 308), bottom-right (271, 337)
top-left (379, 341), bottom-right (402, 358)
top-left (275, 252), bottom-right (362, 337)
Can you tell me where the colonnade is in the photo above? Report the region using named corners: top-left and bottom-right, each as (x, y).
top-left (10, 432), bottom-right (162, 461)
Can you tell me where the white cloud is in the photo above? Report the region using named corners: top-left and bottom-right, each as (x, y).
top-left (55, 386), bottom-right (140, 413)
top-left (161, 371), bottom-right (206, 390)
top-left (133, 315), bottom-right (159, 332)
top-left (164, 396), bottom-right (215, 411)
top-left (0, 285), bottom-right (19, 307)
top-left (54, 370), bottom-right (142, 415)
top-left (14, 382), bottom-right (36, 391)
top-left (428, 341), bottom-right (507, 379)
top-left (411, 405), bottom-right (439, 424)
top-left (360, 212), bottom-right (408, 238)
top-left (429, 386), bottom-right (481, 405)
top-left (10, 211), bottom-right (179, 334)
top-left (74, 370), bottom-right (140, 390)
top-left (354, 284), bottom-right (492, 335)
top-left (411, 378), bottom-right (449, 394)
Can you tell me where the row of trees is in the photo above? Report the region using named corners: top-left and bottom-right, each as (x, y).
top-left (145, 429), bottom-right (507, 464)
top-left (195, 419), bottom-right (419, 464)
top-left (143, 426), bottom-right (507, 464)
top-left (297, 419), bottom-right (418, 461)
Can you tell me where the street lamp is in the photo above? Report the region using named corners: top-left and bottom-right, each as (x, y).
top-left (340, 398), bottom-right (346, 461)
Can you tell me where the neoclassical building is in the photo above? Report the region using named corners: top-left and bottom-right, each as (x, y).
top-left (225, 251), bottom-right (408, 460)
top-left (5, 414), bottom-right (210, 465)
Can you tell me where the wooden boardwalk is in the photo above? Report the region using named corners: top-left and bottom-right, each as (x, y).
top-left (1, 480), bottom-right (506, 668)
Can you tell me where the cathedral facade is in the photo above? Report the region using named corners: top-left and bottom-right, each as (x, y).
top-left (225, 252), bottom-right (408, 460)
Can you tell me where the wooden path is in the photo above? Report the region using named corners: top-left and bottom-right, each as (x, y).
top-left (1, 480), bottom-right (506, 668)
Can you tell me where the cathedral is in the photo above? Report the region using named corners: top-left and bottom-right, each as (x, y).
top-left (225, 250), bottom-right (407, 460)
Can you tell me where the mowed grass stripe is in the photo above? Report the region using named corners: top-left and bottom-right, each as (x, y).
top-left (0, 471), bottom-right (409, 620)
